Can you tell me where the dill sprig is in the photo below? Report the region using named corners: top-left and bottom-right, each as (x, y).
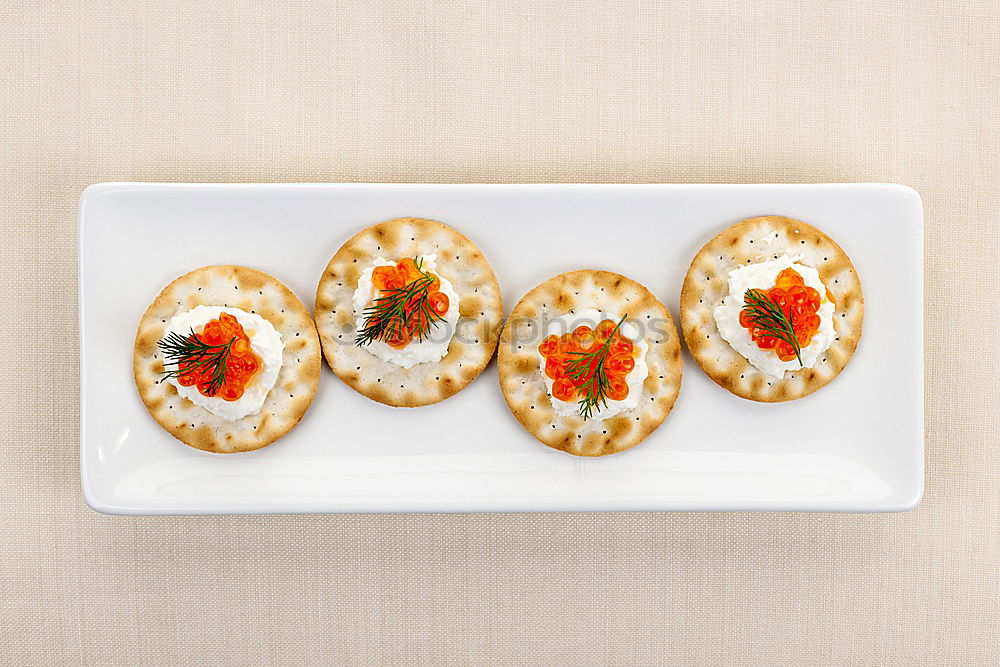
top-left (564, 315), bottom-right (627, 420)
top-left (157, 329), bottom-right (236, 397)
top-left (741, 288), bottom-right (802, 366)
top-left (355, 257), bottom-right (444, 347)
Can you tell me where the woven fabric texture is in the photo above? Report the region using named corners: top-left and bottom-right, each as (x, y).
top-left (1, 1), bottom-right (998, 665)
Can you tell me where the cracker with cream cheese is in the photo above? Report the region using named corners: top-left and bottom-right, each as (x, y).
top-left (498, 270), bottom-right (682, 457)
top-left (315, 218), bottom-right (502, 407)
top-left (133, 265), bottom-right (322, 453)
top-left (680, 216), bottom-right (864, 402)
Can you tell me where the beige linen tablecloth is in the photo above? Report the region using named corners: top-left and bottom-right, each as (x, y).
top-left (2, 1), bottom-right (997, 665)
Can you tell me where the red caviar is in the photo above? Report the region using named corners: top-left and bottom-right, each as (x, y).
top-left (175, 312), bottom-right (261, 401)
top-left (370, 258), bottom-right (449, 349)
top-left (739, 267), bottom-right (823, 362)
top-left (537, 323), bottom-right (639, 404)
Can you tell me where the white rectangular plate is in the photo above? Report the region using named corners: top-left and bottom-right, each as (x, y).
top-left (80, 183), bottom-right (923, 514)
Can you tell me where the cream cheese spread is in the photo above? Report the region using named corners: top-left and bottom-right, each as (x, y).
top-left (713, 255), bottom-right (835, 378)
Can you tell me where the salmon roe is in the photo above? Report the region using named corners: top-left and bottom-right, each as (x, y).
top-left (739, 267), bottom-right (823, 362)
top-left (537, 321), bottom-right (639, 404)
top-left (370, 258), bottom-right (450, 349)
top-left (176, 312), bottom-right (261, 401)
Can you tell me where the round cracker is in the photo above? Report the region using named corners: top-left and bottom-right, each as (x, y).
top-left (680, 216), bottom-right (864, 402)
top-left (133, 265), bottom-right (322, 453)
top-left (315, 218), bottom-right (503, 407)
top-left (498, 270), bottom-right (682, 457)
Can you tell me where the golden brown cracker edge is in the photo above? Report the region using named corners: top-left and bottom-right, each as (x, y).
top-left (133, 265), bottom-right (322, 453)
top-left (315, 218), bottom-right (503, 407)
top-left (680, 216), bottom-right (864, 402)
top-left (498, 269), bottom-right (682, 457)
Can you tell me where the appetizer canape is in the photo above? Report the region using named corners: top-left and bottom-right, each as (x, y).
top-left (680, 215), bottom-right (864, 402)
top-left (498, 270), bottom-right (682, 457)
top-left (315, 218), bottom-right (502, 407)
top-left (133, 265), bottom-right (322, 453)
